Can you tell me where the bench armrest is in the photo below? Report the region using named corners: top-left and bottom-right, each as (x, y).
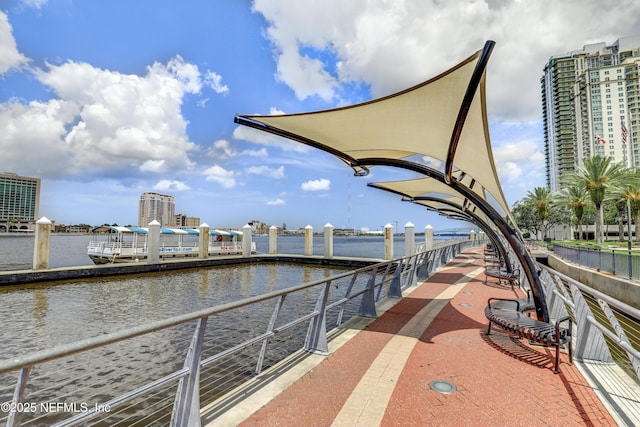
top-left (487, 297), bottom-right (520, 312)
top-left (555, 315), bottom-right (573, 337)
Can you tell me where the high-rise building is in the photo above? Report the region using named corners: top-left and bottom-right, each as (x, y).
top-left (542, 36), bottom-right (640, 191)
top-left (0, 172), bottom-right (41, 232)
top-left (138, 192), bottom-right (175, 227)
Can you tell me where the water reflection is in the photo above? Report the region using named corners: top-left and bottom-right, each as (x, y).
top-left (0, 263), bottom-right (351, 359)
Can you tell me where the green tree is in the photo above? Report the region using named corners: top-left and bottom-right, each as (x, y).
top-left (511, 198), bottom-right (540, 238)
top-left (620, 183), bottom-right (640, 245)
top-left (558, 181), bottom-right (589, 240)
top-left (573, 156), bottom-right (628, 244)
top-left (524, 187), bottom-right (555, 239)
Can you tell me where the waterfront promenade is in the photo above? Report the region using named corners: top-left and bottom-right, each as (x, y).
top-left (205, 247), bottom-right (625, 426)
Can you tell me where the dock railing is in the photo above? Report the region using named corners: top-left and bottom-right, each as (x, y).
top-left (553, 243), bottom-right (640, 280)
top-left (0, 240), bottom-right (471, 426)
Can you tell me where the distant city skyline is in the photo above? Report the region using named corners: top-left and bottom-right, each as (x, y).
top-left (2, 1), bottom-right (640, 231)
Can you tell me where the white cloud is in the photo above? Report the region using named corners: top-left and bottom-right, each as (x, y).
top-left (0, 12), bottom-right (28, 74)
top-left (0, 57), bottom-right (209, 178)
top-left (167, 55), bottom-right (202, 94)
top-left (267, 198), bottom-right (286, 206)
top-left (301, 178), bottom-right (330, 191)
top-left (246, 165), bottom-right (285, 179)
top-left (242, 148), bottom-right (268, 157)
top-left (0, 99), bottom-right (77, 178)
top-left (233, 125), bottom-right (310, 152)
top-left (21, 0), bottom-right (48, 8)
top-left (252, 0), bottom-right (640, 121)
top-left (140, 160), bottom-right (166, 173)
top-left (493, 140), bottom-right (545, 183)
top-left (153, 180), bottom-right (190, 191)
top-left (203, 164), bottom-right (236, 188)
top-left (204, 71), bottom-right (229, 94)
top-left (208, 139), bottom-right (237, 160)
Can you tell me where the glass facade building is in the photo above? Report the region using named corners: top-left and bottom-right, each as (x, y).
top-left (542, 37), bottom-right (640, 191)
top-left (0, 172), bottom-right (41, 232)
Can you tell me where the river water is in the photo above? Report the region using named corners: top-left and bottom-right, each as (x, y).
top-left (0, 234), bottom-right (413, 271)
top-left (0, 234), bottom-right (417, 355)
top-left (0, 234), bottom-right (427, 424)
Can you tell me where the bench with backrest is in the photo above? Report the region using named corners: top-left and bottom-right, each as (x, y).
top-left (484, 264), bottom-right (520, 289)
top-left (485, 298), bottom-right (572, 373)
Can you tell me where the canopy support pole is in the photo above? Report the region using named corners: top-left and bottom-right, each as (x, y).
top-left (361, 159), bottom-right (548, 322)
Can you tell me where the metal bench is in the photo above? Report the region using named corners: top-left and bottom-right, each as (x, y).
top-left (484, 267), bottom-right (519, 289)
top-left (485, 298), bottom-right (572, 373)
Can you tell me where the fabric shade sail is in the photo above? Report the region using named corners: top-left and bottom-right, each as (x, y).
top-left (235, 40), bottom-right (511, 222)
top-left (368, 178), bottom-right (493, 228)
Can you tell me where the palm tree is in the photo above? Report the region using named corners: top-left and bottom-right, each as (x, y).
top-left (623, 183), bottom-right (640, 244)
top-left (525, 187), bottom-right (554, 239)
top-left (573, 156), bottom-right (628, 244)
top-left (559, 181), bottom-right (589, 240)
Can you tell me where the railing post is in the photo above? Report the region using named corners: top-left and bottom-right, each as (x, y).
top-left (387, 260), bottom-right (403, 298)
top-left (359, 267), bottom-right (378, 317)
top-left (256, 295), bottom-right (286, 373)
top-left (597, 298), bottom-right (640, 375)
top-left (612, 249), bottom-right (616, 275)
top-left (598, 248), bottom-right (602, 272)
top-left (570, 285), bottom-right (613, 363)
top-left (304, 282), bottom-right (331, 355)
top-left (6, 366), bottom-right (32, 427)
top-left (629, 248), bottom-right (632, 280)
top-left (171, 317), bottom-right (207, 427)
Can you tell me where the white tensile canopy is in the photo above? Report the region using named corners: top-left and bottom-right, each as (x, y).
top-left (367, 178), bottom-right (493, 230)
top-left (235, 41), bottom-right (512, 224)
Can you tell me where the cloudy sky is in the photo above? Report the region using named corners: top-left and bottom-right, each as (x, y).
top-left (1, 1), bottom-right (639, 232)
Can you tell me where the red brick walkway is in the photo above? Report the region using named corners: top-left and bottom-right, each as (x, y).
top-left (239, 247), bottom-right (616, 426)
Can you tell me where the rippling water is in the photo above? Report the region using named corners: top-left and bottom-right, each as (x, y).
top-left (0, 233), bottom-right (431, 425)
top-left (0, 262), bottom-right (350, 359)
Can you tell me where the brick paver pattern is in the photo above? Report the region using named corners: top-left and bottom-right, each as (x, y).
top-left (240, 248), bottom-right (617, 427)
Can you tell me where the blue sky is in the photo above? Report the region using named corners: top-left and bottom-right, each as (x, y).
top-left (1, 1), bottom-right (639, 232)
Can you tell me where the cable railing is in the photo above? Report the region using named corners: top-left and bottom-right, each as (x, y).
top-left (553, 243), bottom-right (640, 280)
top-left (0, 240), bottom-right (471, 426)
top-left (493, 239), bottom-right (639, 384)
top-left (538, 264), bottom-right (640, 383)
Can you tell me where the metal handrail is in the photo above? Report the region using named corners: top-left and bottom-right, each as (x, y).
top-left (553, 243), bottom-right (640, 280)
top-left (492, 238), bottom-right (639, 381)
top-left (538, 264), bottom-right (640, 381)
top-left (0, 240), bottom-right (471, 426)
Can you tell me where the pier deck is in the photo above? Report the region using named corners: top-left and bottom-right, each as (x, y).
top-left (205, 247), bottom-right (631, 426)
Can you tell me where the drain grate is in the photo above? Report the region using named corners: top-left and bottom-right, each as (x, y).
top-left (463, 291), bottom-right (474, 294)
top-left (458, 303), bottom-right (471, 307)
top-left (429, 380), bottom-right (457, 394)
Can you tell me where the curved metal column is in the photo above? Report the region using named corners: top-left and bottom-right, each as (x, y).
top-left (360, 158), bottom-right (548, 322)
